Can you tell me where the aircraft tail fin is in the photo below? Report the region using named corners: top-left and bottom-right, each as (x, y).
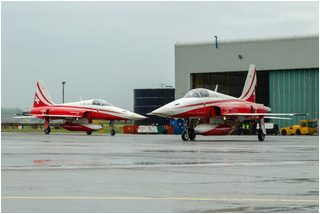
top-left (239, 64), bottom-right (257, 103)
top-left (33, 80), bottom-right (55, 107)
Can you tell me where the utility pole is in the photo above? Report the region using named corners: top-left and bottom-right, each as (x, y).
top-left (62, 81), bottom-right (66, 103)
top-left (214, 35), bottom-right (218, 48)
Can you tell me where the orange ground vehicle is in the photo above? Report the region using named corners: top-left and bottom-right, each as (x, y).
top-left (280, 120), bottom-right (318, 135)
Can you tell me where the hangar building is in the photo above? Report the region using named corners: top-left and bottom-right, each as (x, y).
top-left (175, 35), bottom-right (319, 128)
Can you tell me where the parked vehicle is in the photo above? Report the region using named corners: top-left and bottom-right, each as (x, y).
top-left (257, 123), bottom-right (279, 135)
top-left (280, 120), bottom-right (318, 135)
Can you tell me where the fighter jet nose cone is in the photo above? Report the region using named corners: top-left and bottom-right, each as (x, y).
top-left (131, 113), bottom-right (146, 120)
top-left (149, 106), bottom-right (170, 117)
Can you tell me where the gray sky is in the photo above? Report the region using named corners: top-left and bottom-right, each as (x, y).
top-left (2, 1), bottom-right (319, 111)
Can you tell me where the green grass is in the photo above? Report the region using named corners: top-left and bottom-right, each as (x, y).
top-left (1, 122), bottom-right (133, 135)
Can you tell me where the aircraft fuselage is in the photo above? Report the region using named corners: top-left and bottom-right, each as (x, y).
top-left (151, 91), bottom-right (270, 120)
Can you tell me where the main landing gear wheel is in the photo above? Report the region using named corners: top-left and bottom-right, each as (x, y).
top-left (189, 129), bottom-right (196, 141)
top-left (110, 129), bottom-right (115, 136)
top-left (44, 126), bottom-right (51, 134)
top-left (86, 131), bottom-right (92, 135)
top-left (258, 129), bottom-right (265, 141)
top-left (181, 130), bottom-right (189, 141)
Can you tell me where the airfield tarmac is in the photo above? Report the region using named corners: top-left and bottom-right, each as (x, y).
top-left (1, 132), bottom-right (319, 213)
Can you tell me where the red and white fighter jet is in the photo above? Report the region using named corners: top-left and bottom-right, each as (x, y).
top-left (150, 64), bottom-right (306, 141)
top-left (22, 80), bottom-right (146, 135)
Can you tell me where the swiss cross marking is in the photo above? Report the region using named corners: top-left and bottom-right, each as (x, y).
top-left (35, 96), bottom-right (40, 104)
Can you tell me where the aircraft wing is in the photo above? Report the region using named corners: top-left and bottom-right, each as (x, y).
top-left (14, 115), bottom-right (38, 119)
top-left (221, 113), bottom-right (308, 122)
top-left (223, 113), bottom-right (308, 120)
top-left (223, 113), bottom-right (308, 117)
top-left (264, 116), bottom-right (293, 120)
top-left (19, 107), bottom-right (92, 119)
top-left (30, 114), bottom-right (83, 118)
top-left (15, 114), bottom-right (84, 119)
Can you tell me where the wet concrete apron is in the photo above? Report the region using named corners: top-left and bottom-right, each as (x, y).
top-left (2, 133), bottom-right (319, 212)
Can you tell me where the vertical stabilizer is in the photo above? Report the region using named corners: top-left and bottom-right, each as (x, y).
top-left (239, 64), bottom-right (257, 103)
top-left (33, 80), bottom-right (55, 107)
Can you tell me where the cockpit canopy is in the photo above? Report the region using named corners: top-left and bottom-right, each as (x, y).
top-left (184, 88), bottom-right (211, 98)
top-left (92, 99), bottom-right (113, 106)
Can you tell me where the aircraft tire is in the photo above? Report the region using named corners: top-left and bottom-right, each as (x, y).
top-left (181, 130), bottom-right (189, 141)
top-left (110, 129), bottom-right (115, 136)
top-left (86, 131), bottom-right (92, 135)
top-left (258, 129), bottom-right (265, 141)
top-left (44, 126), bottom-right (51, 134)
top-left (189, 129), bottom-right (196, 141)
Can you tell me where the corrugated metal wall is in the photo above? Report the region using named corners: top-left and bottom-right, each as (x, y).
top-left (269, 68), bottom-right (319, 128)
top-left (134, 88), bottom-right (175, 126)
top-left (175, 35), bottom-right (319, 128)
top-left (175, 35), bottom-right (319, 99)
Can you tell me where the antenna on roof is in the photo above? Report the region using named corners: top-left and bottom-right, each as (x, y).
top-left (159, 83), bottom-right (173, 88)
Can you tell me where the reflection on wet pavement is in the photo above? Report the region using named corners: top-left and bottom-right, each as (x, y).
top-left (2, 133), bottom-right (319, 213)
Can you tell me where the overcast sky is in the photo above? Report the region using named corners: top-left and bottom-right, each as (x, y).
top-left (1, 1), bottom-right (319, 111)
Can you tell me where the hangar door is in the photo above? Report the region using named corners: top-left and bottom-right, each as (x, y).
top-left (269, 68), bottom-right (319, 128)
top-left (191, 71), bottom-right (269, 106)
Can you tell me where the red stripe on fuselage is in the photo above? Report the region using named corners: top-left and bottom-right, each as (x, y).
top-left (173, 99), bottom-right (245, 110)
top-left (171, 98), bottom-right (265, 118)
top-left (52, 105), bottom-right (126, 115)
top-left (31, 104), bottom-right (127, 120)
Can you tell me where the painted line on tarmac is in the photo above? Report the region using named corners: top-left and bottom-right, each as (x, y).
top-left (2, 196), bottom-right (318, 203)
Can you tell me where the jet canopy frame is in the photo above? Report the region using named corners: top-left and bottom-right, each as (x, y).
top-left (92, 99), bottom-right (113, 106)
top-left (184, 88), bottom-right (211, 98)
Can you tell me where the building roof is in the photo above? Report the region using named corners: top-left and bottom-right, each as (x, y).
top-left (175, 34), bottom-right (319, 47)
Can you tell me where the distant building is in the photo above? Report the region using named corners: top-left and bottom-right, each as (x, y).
top-left (134, 88), bottom-right (175, 126)
top-left (175, 35), bottom-right (319, 128)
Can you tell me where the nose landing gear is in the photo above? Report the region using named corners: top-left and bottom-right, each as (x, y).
top-left (109, 120), bottom-right (115, 136)
top-left (181, 119), bottom-right (197, 141)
